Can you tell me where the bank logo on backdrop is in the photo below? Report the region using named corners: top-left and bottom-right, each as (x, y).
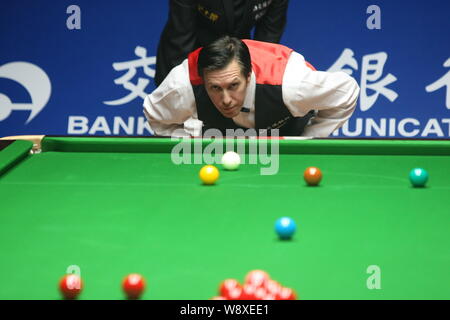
top-left (103, 46), bottom-right (156, 106)
top-left (67, 46), bottom-right (155, 136)
top-left (329, 50), bottom-right (450, 138)
top-left (327, 48), bottom-right (398, 112)
top-left (426, 57), bottom-right (450, 109)
top-left (0, 62), bottom-right (51, 123)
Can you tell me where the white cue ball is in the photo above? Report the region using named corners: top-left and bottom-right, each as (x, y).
top-left (221, 151), bottom-right (241, 170)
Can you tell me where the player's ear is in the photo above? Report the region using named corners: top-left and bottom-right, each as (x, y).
top-left (246, 72), bottom-right (251, 84)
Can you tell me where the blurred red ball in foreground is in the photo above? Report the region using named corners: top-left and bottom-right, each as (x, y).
top-left (228, 287), bottom-right (243, 300)
top-left (219, 279), bottom-right (241, 297)
top-left (122, 273), bottom-right (146, 299)
top-left (304, 167), bottom-right (322, 186)
top-left (253, 287), bottom-right (268, 300)
top-left (244, 270), bottom-right (270, 288)
top-left (264, 279), bottom-right (282, 296)
top-left (276, 287), bottom-right (297, 300)
top-left (240, 284), bottom-right (257, 300)
top-left (240, 284), bottom-right (269, 300)
top-left (59, 274), bottom-right (83, 300)
top-left (216, 271), bottom-right (298, 300)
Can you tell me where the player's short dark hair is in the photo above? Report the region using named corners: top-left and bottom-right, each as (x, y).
top-left (198, 36), bottom-right (251, 78)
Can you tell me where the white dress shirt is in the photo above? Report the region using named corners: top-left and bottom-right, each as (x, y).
top-left (143, 51), bottom-right (360, 137)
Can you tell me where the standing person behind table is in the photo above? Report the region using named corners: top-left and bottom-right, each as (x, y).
top-left (154, 0), bottom-right (290, 86)
top-left (144, 36), bottom-right (360, 137)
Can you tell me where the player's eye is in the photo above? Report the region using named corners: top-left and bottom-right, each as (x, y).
top-left (230, 83), bottom-right (239, 89)
top-left (211, 85), bottom-right (221, 91)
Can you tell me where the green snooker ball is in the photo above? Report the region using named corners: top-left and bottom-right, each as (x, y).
top-left (409, 168), bottom-right (428, 188)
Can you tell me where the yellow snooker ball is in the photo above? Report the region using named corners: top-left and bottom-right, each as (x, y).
top-left (199, 165), bottom-right (220, 185)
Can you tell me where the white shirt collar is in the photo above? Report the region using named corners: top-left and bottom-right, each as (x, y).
top-left (240, 71), bottom-right (256, 112)
top-left (231, 71), bottom-right (256, 128)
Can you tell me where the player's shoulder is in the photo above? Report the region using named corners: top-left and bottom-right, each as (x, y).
top-left (164, 59), bottom-right (191, 91)
top-left (151, 59), bottom-right (193, 101)
top-left (287, 51), bottom-right (306, 65)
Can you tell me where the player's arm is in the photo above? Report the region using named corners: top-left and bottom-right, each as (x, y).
top-left (144, 60), bottom-right (200, 137)
top-left (154, 0), bottom-right (198, 86)
top-left (282, 52), bottom-right (360, 137)
top-left (253, 0), bottom-right (289, 43)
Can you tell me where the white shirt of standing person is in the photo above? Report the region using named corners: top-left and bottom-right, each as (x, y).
top-left (143, 51), bottom-right (360, 137)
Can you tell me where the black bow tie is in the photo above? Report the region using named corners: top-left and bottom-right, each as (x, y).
top-left (240, 107), bottom-right (250, 113)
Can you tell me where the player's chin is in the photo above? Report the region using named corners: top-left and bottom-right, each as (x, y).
top-left (220, 107), bottom-right (240, 118)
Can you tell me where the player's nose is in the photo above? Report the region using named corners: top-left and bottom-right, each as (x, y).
top-left (222, 91), bottom-right (232, 107)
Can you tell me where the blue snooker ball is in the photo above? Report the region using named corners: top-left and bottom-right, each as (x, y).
top-left (275, 217), bottom-right (296, 240)
top-left (409, 168), bottom-right (428, 187)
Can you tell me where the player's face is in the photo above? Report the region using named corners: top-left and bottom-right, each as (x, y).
top-left (203, 60), bottom-right (251, 118)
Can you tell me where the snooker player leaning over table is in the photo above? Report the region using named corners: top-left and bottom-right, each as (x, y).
top-left (143, 36), bottom-right (360, 137)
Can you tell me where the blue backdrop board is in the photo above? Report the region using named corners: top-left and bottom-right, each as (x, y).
top-left (1, 0), bottom-right (449, 138)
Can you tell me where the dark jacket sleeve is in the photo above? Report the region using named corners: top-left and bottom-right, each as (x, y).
top-left (154, 0), bottom-right (198, 86)
top-left (253, 0), bottom-right (289, 43)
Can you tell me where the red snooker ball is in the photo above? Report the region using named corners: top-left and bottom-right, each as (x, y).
top-left (240, 284), bottom-right (257, 300)
top-left (59, 274), bottom-right (83, 300)
top-left (224, 286), bottom-right (243, 300)
top-left (244, 270), bottom-right (270, 288)
top-left (264, 279), bottom-right (282, 296)
top-left (122, 273), bottom-right (146, 299)
top-left (240, 285), bottom-right (268, 300)
top-left (304, 167), bottom-right (322, 186)
top-left (219, 279), bottom-right (242, 299)
top-left (276, 287), bottom-right (297, 300)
